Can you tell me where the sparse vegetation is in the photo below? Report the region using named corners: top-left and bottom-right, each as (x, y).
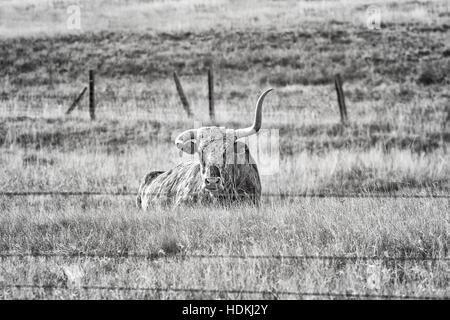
top-left (0, 0), bottom-right (449, 299)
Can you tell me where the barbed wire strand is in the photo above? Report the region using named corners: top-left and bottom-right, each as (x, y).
top-left (0, 94), bottom-right (161, 101)
top-left (0, 191), bottom-right (449, 198)
top-left (1, 283), bottom-right (448, 300)
top-left (1, 252), bottom-right (448, 262)
top-left (2, 254), bottom-right (447, 299)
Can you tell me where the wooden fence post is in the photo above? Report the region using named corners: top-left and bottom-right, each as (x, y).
top-left (446, 105), bottom-right (450, 126)
top-left (89, 70), bottom-right (95, 120)
top-left (173, 72), bottom-right (192, 117)
top-left (48, 65), bottom-right (54, 90)
top-left (66, 87), bottom-right (87, 115)
top-left (208, 68), bottom-right (215, 122)
top-left (334, 74), bottom-right (348, 124)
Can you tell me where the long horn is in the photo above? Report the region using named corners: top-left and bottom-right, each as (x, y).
top-left (235, 88), bottom-right (273, 140)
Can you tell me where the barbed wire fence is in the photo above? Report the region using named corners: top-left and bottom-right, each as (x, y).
top-left (0, 72), bottom-right (343, 124)
top-left (1, 252), bottom-right (449, 261)
top-left (0, 191), bottom-right (449, 198)
top-left (2, 283), bottom-right (448, 300)
top-left (0, 183), bottom-right (448, 297)
top-left (1, 252), bottom-right (449, 299)
top-left (0, 93), bottom-right (171, 103)
top-left (0, 92), bottom-right (306, 126)
top-left (1, 76), bottom-right (449, 299)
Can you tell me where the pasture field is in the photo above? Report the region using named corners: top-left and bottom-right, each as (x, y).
top-left (0, 0), bottom-right (449, 299)
top-left (0, 197), bottom-right (449, 299)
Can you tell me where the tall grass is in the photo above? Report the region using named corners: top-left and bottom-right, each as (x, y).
top-left (1, 144), bottom-right (449, 194)
top-left (0, 196), bottom-right (448, 299)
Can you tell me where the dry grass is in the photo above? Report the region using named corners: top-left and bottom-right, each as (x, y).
top-left (1, 143), bottom-right (449, 194)
top-left (1, 0), bottom-right (449, 37)
top-left (0, 0), bottom-right (449, 299)
top-left (0, 196), bottom-right (448, 299)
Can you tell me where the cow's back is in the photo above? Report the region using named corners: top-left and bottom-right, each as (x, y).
top-left (138, 161), bottom-right (203, 209)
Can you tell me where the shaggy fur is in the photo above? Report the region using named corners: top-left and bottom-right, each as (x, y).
top-left (137, 140), bottom-right (261, 209)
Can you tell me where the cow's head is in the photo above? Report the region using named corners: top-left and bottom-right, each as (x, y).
top-left (175, 89), bottom-right (273, 193)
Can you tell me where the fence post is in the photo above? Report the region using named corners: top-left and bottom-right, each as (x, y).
top-left (66, 87), bottom-right (87, 115)
top-left (89, 70), bottom-right (95, 120)
top-left (334, 74), bottom-right (348, 124)
top-left (48, 65), bottom-right (54, 90)
top-left (208, 68), bottom-right (215, 122)
top-left (446, 105), bottom-right (450, 127)
top-left (173, 72), bottom-right (192, 117)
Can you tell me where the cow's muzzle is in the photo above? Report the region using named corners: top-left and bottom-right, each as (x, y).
top-left (202, 165), bottom-right (224, 192)
top-left (203, 176), bottom-right (224, 192)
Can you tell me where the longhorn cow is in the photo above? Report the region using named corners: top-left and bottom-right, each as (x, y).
top-left (136, 88), bottom-right (273, 209)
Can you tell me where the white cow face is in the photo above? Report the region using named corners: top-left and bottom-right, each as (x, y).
top-left (176, 126), bottom-right (246, 192)
top-left (197, 127), bottom-right (236, 192)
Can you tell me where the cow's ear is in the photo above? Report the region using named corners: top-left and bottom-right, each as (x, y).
top-left (233, 141), bottom-right (251, 164)
top-left (176, 140), bottom-right (198, 154)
